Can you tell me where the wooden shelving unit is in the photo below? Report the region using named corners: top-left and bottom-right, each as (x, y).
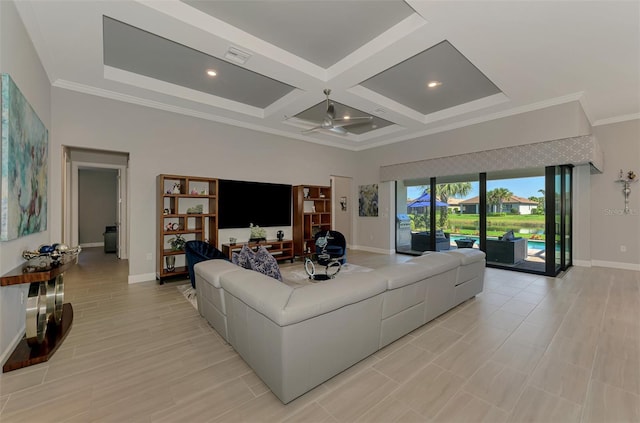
top-left (293, 185), bottom-right (332, 256)
top-left (157, 174), bottom-right (218, 282)
top-left (221, 239), bottom-right (294, 263)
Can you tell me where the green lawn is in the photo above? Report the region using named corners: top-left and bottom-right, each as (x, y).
top-left (409, 213), bottom-right (546, 240)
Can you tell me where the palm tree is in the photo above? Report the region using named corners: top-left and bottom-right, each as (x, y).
top-left (487, 188), bottom-right (513, 213)
top-left (415, 183), bottom-right (473, 229)
top-left (436, 182), bottom-right (472, 204)
top-left (538, 189), bottom-right (545, 212)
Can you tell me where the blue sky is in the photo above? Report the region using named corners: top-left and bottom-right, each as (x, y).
top-left (407, 176), bottom-right (545, 200)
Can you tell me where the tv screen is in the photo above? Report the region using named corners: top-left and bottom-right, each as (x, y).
top-left (218, 180), bottom-right (292, 229)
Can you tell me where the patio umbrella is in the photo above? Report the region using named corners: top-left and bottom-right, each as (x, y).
top-left (408, 193), bottom-right (448, 208)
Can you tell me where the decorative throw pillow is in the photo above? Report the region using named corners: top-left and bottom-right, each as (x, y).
top-left (236, 245), bottom-right (255, 269)
top-left (502, 230), bottom-right (515, 241)
top-left (231, 252), bottom-right (240, 266)
top-left (435, 229), bottom-right (446, 239)
top-left (250, 246), bottom-right (283, 281)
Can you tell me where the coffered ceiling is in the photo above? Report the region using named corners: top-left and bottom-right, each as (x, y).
top-left (15, 1), bottom-right (640, 150)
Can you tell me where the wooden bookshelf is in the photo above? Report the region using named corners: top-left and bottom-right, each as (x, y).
top-left (293, 185), bottom-right (332, 256)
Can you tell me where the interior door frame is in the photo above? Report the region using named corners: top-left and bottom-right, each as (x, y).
top-left (70, 161), bottom-right (129, 259)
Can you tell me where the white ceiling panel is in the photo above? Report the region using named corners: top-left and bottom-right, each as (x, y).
top-left (13, 0), bottom-right (640, 150)
top-left (182, 0), bottom-right (415, 67)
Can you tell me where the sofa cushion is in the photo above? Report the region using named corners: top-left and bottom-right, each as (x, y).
top-left (195, 259), bottom-right (243, 288)
top-left (444, 249), bottom-right (486, 265)
top-left (221, 269), bottom-right (294, 321)
top-left (283, 273), bottom-right (387, 326)
top-left (408, 252), bottom-right (460, 275)
top-left (376, 262), bottom-right (433, 289)
top-left (250, 246), bottom-right (283, 281)
top-left (236, 244), bottom-right (255, 269)
top-left (502, 230), bottom-right (515, 241)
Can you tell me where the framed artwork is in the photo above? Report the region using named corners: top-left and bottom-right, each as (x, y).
top-left (1, 73), bottom-right (48, 241)
top-left (358, 184), bottom-right (378, 217)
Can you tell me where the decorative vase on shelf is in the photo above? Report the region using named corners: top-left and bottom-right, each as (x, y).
top-left (165, 256), bottom-right (176, 272)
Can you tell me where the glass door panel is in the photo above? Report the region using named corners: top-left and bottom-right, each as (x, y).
top-left (485, 169), bottom-right (546, 273)
top-left (563, 166), bottom-right (572, 269)
top-left (435, 175), bottom-right (479, 251)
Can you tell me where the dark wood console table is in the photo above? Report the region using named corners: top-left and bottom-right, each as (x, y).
top-left (1, 259), bottom-right (75, 372)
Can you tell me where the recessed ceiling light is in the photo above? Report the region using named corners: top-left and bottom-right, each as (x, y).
top-left (343, 115), bottom-right (350, 120)
top-left (206, 69), bottom-right (217, 77)
top-left (427, 81), bottom-right (442, 88)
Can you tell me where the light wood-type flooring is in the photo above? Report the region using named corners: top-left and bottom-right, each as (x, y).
top-left (1, 248), bottom-right (638, 422)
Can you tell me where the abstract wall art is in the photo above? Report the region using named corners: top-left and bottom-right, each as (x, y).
top-left (1, 73), bottom-right (48, 241)
top-left (358, 184), bottom-right (378, 217)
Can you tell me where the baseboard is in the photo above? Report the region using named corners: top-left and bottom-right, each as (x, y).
top-left (350, 245), bottom-right (395, 255)
top-left (0, 325), bottom-right (25, 367)
top-left (591, 260), bottom-right (640, 271)
top-left (128, 273), bottom-right (156, 284)
top-left (573, 259), bottom-right (592, 267)
top-left (80, 242), bottom-right (103, 248)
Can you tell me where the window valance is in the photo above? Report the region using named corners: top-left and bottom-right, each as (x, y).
top-left (380, 135), bottom-right (602, 182)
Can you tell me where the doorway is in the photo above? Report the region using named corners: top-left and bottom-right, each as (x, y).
top-left (63, 147), bottom-right (129, 259)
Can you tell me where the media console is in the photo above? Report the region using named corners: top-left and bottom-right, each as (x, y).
top-left (221, 239), bottom-right (294, 263)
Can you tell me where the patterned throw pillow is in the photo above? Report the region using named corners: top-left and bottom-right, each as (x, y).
top-left (231, 252), bottom-right (240, 266)
top-left (236, 245), bottom-right (256, 269)
top-left (250, 246), bottom-right (283, 281)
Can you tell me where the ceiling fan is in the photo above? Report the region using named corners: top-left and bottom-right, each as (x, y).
top-left (299, 89), bottom-right (373, 135)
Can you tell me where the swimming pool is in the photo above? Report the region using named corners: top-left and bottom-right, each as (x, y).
top-left (450, 235), bottom-right (546, 251)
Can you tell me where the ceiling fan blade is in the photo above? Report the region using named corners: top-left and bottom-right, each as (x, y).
top-left (301, 126), bottom-right (323, 134)
top-left (289, 116), bottom-right (323, 125)
top-left (332, 116), bottom-right (373, 124)
top-left (332, 117), bottom-right (374, 128)
top-left (328, 126), bottom-right (348, 135)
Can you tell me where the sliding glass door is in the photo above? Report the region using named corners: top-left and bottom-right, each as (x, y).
top-left (396, 166), bottom-right (572, 276)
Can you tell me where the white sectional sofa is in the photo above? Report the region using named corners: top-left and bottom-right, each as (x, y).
top-left (195, 249), bottom-right (485, 404)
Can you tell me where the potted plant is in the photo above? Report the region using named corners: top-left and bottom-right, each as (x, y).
top-left (249, 223), bottom-right (267, 242)
top-left (168, 234), bottom-right (186, 251)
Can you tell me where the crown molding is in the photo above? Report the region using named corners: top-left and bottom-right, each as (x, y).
top-left (592, 113), bottom-right (640, 127)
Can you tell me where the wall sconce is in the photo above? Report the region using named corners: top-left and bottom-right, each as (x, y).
top-left (617, 169), bottom-right (638, 214)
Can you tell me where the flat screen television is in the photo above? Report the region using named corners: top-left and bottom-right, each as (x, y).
top-left (218, 180), bottom-right (292, 229)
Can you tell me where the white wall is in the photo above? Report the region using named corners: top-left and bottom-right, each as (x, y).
top-left (332, 176), bottom-right (353, 245)
top-left (78, 169), bottom-right (118, 244)
top-left (49, 88), bottom-right (358, 281)
top-left (590, 119), bottom-right (640, 269)
top-left (0, 0), bottom-right (52, 363)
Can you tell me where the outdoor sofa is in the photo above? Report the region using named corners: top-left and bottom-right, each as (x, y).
top-left (485, 237), bottom-right (527, 264)
top-left (410, 230), bottom-right (451, 252)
